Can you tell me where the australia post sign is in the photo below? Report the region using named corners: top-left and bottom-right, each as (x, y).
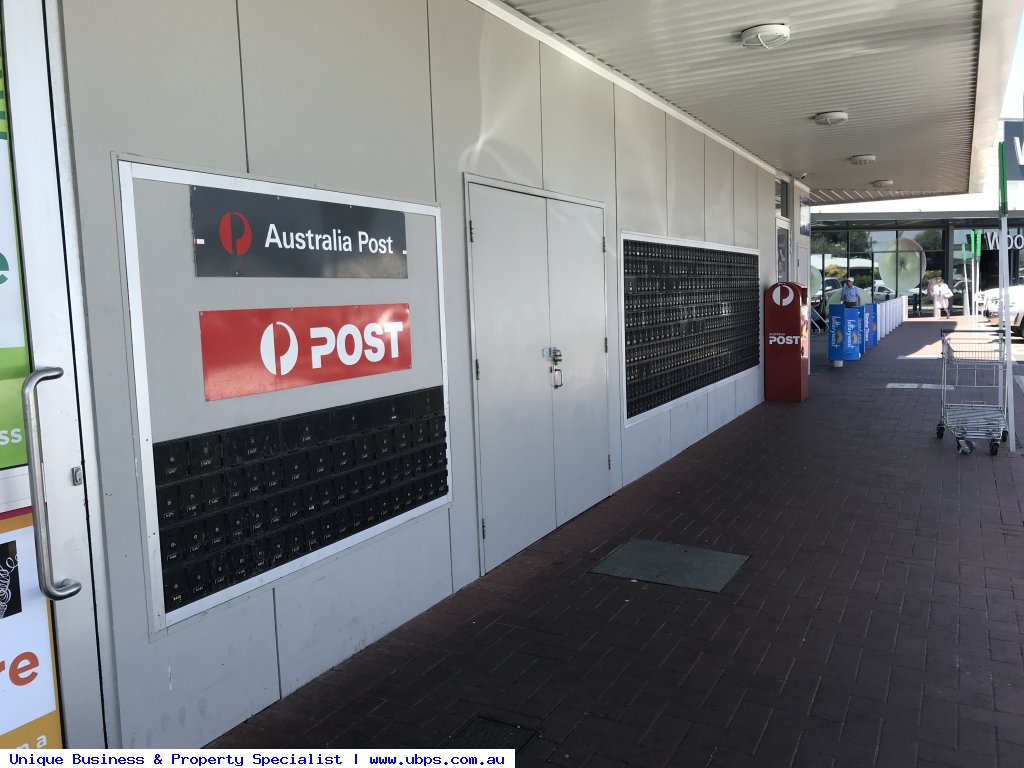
top-left (200, 304), bottom-right (411, 401)
top-left (191, 186), bottom-right (408, 279)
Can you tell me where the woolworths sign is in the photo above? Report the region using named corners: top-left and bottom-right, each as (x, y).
top-left (963, 230), bottom-right (1024, 256)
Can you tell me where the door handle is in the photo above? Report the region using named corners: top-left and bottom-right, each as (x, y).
top-left (22, 367), bottom-right (81, 601)
top-left (552, 367), bottom-right (564, 389)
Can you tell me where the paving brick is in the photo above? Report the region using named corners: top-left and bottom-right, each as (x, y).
top-left (209, 319), bottom-right (1024, 766)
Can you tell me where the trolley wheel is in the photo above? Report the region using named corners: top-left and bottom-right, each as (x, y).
top-left (1002, 429), bottom-right (1009, 443)
top-left (991, 441), bottom-right (1000, 456)
top-left (936, 424), bottom-right (945, 439)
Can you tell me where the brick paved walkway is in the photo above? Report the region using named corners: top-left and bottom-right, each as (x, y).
top-left (212, 317), bottom-right (1024, 768)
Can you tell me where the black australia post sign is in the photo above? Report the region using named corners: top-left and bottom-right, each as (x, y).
top-left (191, 186), bottom-right (408, 278)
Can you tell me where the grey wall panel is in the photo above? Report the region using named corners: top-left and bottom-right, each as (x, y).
top-left (670, 394), bottom-right (708, 455)
top-left (429, 0), bottom-right (544, 589)
top-left (667, 119), bottom-right (705, 241)
top-left (539, 46), bottom-right (615, 202)
top-left (614, 87), bottom-right (667, 236)
top-left (239, 0), bottom-right (436, 204)
top-left (734, 156), bottom-right (758, 250)
top-left (736, 370), bottom-right (760, 415)
top-left (275, 508), bottom-right (452, 696)
top-left (430, 0), bottom-right (544, 189)
top-left (621, 415), bottom-right (671, 486)
top-left (60, 2), bottom-right (257, 746)
top-left (537, 46), bottom-right (623, 493)
top-left (704, 139), bottom-right (735, 246)
top-left (707, 381), bottom-right (736, 433)
top-left (118, 593), bottom-right (279, 747)
top-left (133, 182), bottom-right (443, 442)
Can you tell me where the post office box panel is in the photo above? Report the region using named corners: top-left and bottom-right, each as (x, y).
top-left (333, 439), bottom-right (354, 471)
top-left (413, 419), bottom-right (430, 446)
top-left (206, 512), bottom-right (229, 549)
top-left (353, 434), bottom-right (375, 464)
top-left (286, 525), bottom-right (305, 558)
top-left (209, 552), bottom-right (230, 591)
top-left (344, 470), bottom-right (362, 500)
top-left (335, 505), bottom-right (351, 535)
top-left (153, 440), bottom-right (188, 484)
top-left (161, 527), bottom-right (184, 568)
top-left (157, 485), bottom-right (181, 527)
top-left (163, 569), bottom-right (187, 611)
top-left (281, 414), bottom-right (316, 452)
top-left (429, 415), bottom-right (446, 441)
top-left (248, 499), bottom-right (267, 536)
top-left (270, 533), bottom-right (288, 566)
top-left (389, 488), bottom-right (403, 515)
top-left (332, 402), bottom-right (374, 438)
top-left (284, 489), bottom-right (304, 523)
top-left (304, 518), bottom-right (322, 551)
top-left (395, 423), bottom-right (413, 452)
top-left (316, 480), bottom-right (334, 510)
top-left (283, 453), bottom-right (309, 487)
top-left (244, 463), bottom-right (265, 499)
top-left (188, 434), bottom-right (222, 474)
top-left (321, 510), bottom-right (339, 544)
top-left (349, 501), bottom-right (365, 531)
top-left (224, 468), bottom-right (246, 506)
top-left (187, 561), bottom-right (209, 599)
top-left (179, 479), bottom-right (203, 519)
top-left (229, 544), bottom-right (253, 583)
top-left (184, 519), bottom-right (207, 557)
top-left (373, 461), bottom-right (388, 490)
top-left (264, 458), bottom-right (284, 492)
top-left (312, 412), bottom-right (332, 444)
top-left (265, 493), bottom-right (286, 529)
top-left (252, 538), bottom-right (270, 572)
top-left (374, 394), bottom-right (411, 427)
top-left (202, 474), bottom-right (226, 512)
top-left (388, 457), bottom-right (403, 484)
top-left (401, 453), bottom-right (414, 479)
top-left (300, 486), bottom-right (319, 517)
top-left (309, 445), bottom-right (332, 479)
top-left (412, 386), bottom-right (444, 417)
top-left (363, 465), bottom-right (380, 494)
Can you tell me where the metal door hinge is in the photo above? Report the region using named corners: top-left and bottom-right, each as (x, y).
top-left (604, 337), bottom-right (608, 353)
top-left (475, 359), bottom-right (480, 380)
top-left (608, 454), bottom-right (611, 470)
top-left (469, 221), bottom-right (475, 243)
top-left (71, 466), bottom-right (83, 486)
top-left (481, 519), bottom-right (486, 539)
top-left (602, 236), bottom-right (606, 253)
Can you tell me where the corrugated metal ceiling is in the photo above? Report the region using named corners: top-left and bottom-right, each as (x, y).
top-left (497, 0), bottom-right (1013, 204)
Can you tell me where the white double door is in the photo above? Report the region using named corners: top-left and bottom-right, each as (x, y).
top-left (467, 182), bottom-right (610, 572)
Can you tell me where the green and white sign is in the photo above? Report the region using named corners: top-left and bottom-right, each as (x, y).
top-left (0, 58), bottom-right (30, 469)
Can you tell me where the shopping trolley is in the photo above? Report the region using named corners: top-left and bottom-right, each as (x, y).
top-left (936, 329), bottom-right (1009, 455)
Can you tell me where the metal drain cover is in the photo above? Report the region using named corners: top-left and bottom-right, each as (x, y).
top-left (444, 716), bottom-right (535, 749)
top-left (591, 539), bottom-right (748, 593)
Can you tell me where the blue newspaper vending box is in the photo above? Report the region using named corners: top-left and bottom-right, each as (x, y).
top-left (828, 304), bottom-right (863, 362)
top-left (863, 304), bottom-right (877, 350)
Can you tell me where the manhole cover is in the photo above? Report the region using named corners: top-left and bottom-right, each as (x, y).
top-left (444, 716), bottom-right (535, 749)
top-left (591, 539), bottom-right (748, 592)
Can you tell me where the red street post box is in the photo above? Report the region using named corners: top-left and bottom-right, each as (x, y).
top-left (764, 282), bottom-right (808, 402)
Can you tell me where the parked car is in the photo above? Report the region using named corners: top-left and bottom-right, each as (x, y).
top-left (872, 281), bottom-right (895, 302)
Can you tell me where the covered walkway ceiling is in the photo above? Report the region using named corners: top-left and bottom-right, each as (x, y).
top-left (493, 0), bottom-right (1023, 204)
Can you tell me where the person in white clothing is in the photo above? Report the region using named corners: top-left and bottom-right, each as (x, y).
top-left (931, 276), bottom-right (953, 318)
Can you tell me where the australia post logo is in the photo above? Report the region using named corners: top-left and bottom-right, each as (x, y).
top-left (199, 304), bottom-right (411, 401)
top-left (219, 211), bottom-right (253, 256)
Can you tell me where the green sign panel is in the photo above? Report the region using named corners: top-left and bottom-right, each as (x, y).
top-left (0, 55), bottom-right (30, 469)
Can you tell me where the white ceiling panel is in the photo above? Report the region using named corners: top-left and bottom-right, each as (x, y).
top-left (494, 0), bottom-right (1022, 204)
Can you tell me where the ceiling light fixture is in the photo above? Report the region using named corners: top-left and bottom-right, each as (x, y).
top-left (740, 24), bottom-right (791, 50)
top-left (813, 111), bottom-right (849, 127)
top-left (872, 179), bottom-right (894, 189)
top-left (849, 154), bottom-right (876, 165)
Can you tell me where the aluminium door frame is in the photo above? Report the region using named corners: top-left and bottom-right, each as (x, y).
top-left (4, 0), bottom-right (111, 746)
top-left (462, 173), bottom-right (607, 574)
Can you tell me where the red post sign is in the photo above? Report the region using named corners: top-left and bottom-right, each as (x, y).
top-left (764, 282), bottom-right (808, 402)
top-left (199, 303), bottom-right (411, 401)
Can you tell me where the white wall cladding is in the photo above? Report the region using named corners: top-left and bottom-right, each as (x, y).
top-left (60, 0), bottom-right (775, 746)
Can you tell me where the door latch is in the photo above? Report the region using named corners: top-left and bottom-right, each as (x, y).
top-left (542, 347), bottom-right (563, 364)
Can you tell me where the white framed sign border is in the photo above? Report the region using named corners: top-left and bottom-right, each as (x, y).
top-left (117, 160), bottom-right (452, 634)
